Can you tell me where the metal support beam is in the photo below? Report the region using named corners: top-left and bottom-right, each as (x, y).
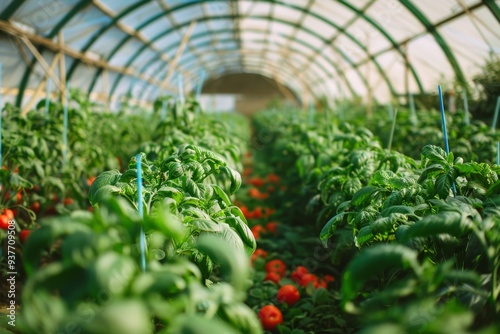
top-left (161, 20), bottom-right (197, 90)
top-left (0, 19), bottom-right (169, 107)
top-left (21, 53), bottom-right (60, 115)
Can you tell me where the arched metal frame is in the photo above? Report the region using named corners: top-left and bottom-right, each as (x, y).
top-left (133, 28), bottom-right (361, 101)
top-left (97, 2), bottom-right (401, 102)
top-left (1, 0), bottom-right (498, 108)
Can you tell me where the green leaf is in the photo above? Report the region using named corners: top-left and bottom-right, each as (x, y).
top-left (92, 185), bottom-right (122, 205)
top-left (87, 253), bottom-right (137, 296)
top-left (196, 233), bottom-right (249, 293)
top-left (355, 226), bottom-right (373, 246)
top-left (221, 166), bottom-right (242, 194)
top-left (155, 185), bottom-right (184, 204)
top-left (351, 186), bottom-right (381, 207)
top-left (131, 271), bottom-right (187, 297)
top-left (89, 170), bottom-right (122, 205)
top-left (217, 303), bottom-right (262, 334)
top-left (421, 145), bottom-right (447, 164)
top-left (189, 218), bottom-right (222, 232)
top-left (380, 205), bottom-right (419, 220)
top-left (168, 162), bottom-right (184, 179)
top-left (224, 216), bottom-right (256, 255)
top-left (79, 300), bottom-right (153, 334)
top-left (435, 169), bottom-right (457, 199)
top-left (212, 184), bottom-right (232, 206)
top-left (417, 163), bottom-right (445, 183)
top-left (400, 211), bottom-right (472, 242)
top-left (42, 176), bottom-right (65, 192)
top-left (320, 212), bottom-right (348, 247)
top-left (23, 219), bottom-right (94, 275)
top-left (119, 169), bottom-right (138, 183)
top-left (167, 315), bottom-right (239, 334)
top-left (229, 206), bottom-right (248, 224)
top-left (342, 244), bottom-right (421, 309)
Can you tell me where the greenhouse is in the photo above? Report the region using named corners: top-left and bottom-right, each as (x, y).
top-left (0, 1), bottom-right (499, 333)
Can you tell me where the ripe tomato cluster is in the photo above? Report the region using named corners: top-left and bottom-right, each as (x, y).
top-left (0, 208), bottom-right (32, 243)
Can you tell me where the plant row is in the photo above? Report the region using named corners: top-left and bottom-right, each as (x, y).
top-left (1, 96), bottom-right (264, 333)
top-left (251, 107), bottom-right (500, 333)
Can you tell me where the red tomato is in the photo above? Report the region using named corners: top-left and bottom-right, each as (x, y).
top-left (299, 273), bottom-right (319, 288)
top-left (247, 177), bottom-right (264, 187)
top-left (264, 208), bottom-right (276, 218)
top-left (316, 280), bottom-right (328, 289)
top-left (29, 202), bottom-right (41, 214)
top-left (267, 186), bottom-right (275, 193)
top-left (277, 285), bottom-right (300, 306)
top-left (251, 225), bottom-right (266, 239)
top-left (0, 215), bottom-right (10, 229)
top-left (16, 191), bottom-right (22, 204)
top-left (251, 249), bottom-right (268, 263)
top-left (239, 206), bottom-right (251, 219)
top-left (248, 188), bottom-right (261, 199)
top-left (323, 275), bottom-right (335, 283)
top-left (258, 305), bottom-right (283, 331)
top-left (3, 209), bottom-right (15, 220)
top-left (243, 167), bottom-right (253, 177)
top-left (251, 207), bottom-right (263, 219)
top-left (265, 259), bottom-right (286, 276)
top-left (87, 176), bottom-right (96, 187)
top-left (290, 266), bottom-right (309, 283)
top-left (258, 192), bottom-right (269, 199)
top-left (20, 230), bottom-right (32, 243)
top-left (62, 198), bottom-right (74, 205)
top-left (267, 173), bottom-right (280, 184)
top-left (266, 222), bottom-right (278, 234)
top-left (264, 271), bottom-right (281, 284)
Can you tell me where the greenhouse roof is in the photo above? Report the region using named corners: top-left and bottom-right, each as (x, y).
top-left (0, 0), bottom-right (499, 109)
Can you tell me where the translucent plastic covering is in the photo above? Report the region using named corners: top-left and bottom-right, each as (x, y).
top-left (0, 0), bottom-right (498, 109)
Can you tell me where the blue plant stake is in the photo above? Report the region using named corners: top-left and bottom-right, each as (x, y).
top-left (308, 101), bottom-right (315, 126)
top-left (178, 74), bottom-right (184, 105)
top-left (462, 89), bottom-right (469, 125)
top-left (492, 96), bottom-right (500, 132)
top-left (438, 85), bottom-right (456, 196)
top-left (497, 142), bottom-right (499, 165)
top-left (45, 77), bottom-right (51, 116)
top-left (136, 154), bottom-right (147, 272)
top-left (62, 83), bottom-right (69, 168)
top-left (196, 71), bottom-right (205, 99)
top-left (387, 102), bottom-right (394, 121)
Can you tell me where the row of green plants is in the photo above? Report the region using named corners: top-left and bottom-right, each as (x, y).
top-left (251, 107), bottom-right (500, 333)
top-left (1, 95), bottom-right (265, 333)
